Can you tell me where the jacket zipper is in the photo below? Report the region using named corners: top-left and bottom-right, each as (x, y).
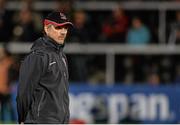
top-left (59, 53), bottom-right (68, 116)
top-left (61, 54), bottom-right (68, 79)
top-left (37, 91), bottom-right (45, 117)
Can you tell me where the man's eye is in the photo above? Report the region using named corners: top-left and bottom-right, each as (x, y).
top-left (54, 25), bottom-right (68, 30)
top-left (55, 26), bottom-right (62, 30)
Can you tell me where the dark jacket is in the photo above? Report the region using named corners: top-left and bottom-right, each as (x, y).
top-left (16, 36), bottom-right (69, 124)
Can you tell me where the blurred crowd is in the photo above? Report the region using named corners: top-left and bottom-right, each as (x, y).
top-left (0, 0), bottom-right (179, 84)
top-left (0, 0), bottom-right (179, 123)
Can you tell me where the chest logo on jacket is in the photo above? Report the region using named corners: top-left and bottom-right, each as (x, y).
top-left (49, 61), bottom-right (56, 66)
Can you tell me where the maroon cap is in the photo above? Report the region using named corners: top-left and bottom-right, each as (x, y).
top-left (44, 11), bottom-right (73, 27)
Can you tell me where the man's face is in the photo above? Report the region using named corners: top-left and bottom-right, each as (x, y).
top-left (45, 24), bottom-right (68, 44)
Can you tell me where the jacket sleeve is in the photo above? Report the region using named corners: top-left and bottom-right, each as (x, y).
top-left (16, 52), bottom-right (45, 123)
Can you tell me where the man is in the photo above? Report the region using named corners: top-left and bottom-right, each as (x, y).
top-left (16, 11), bottom-right (73, 124)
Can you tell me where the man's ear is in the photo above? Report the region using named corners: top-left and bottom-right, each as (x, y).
top-left (44, 26), bottom-right (48, 34)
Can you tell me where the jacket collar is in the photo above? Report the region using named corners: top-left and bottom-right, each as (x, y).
top-left (43, 35), bottom-right (64, 51)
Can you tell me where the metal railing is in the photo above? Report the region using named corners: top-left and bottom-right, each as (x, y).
top-left (2, 42), bottom-right (180, 84)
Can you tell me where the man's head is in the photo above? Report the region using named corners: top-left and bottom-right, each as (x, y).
top-left (44, 11), bottom-right (73, 44)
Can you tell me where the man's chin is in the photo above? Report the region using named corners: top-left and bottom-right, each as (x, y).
top-left (57, 40), bottom-right (65, 44)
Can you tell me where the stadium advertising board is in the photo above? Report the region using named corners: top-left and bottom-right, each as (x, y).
top-left (69, 85), bottom-right (180, 124)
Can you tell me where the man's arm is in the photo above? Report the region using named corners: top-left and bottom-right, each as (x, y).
top-left (16, 52), bottom-right (44, 123)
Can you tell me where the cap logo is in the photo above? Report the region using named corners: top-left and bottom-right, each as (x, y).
top-left (60, 12), bottom-right (67, 20)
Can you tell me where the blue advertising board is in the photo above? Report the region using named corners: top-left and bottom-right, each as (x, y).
top-left (69, 84), bottom-right (180, 124)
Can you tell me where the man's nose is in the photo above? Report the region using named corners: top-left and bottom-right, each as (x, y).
top-left (60, 28), bottom-right (67, 35)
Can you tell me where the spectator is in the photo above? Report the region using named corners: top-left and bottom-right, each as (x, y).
top-left (55, 0), bottom-right (74, 19)
top-left (68, 10), bottom-right (92, 82)
top-left (0, 0), bottom-right (13, 42)
top-left (146, 62), bottom-right (160, 86)
top-left (101, 7), bottom-right (129, 43)
top-left (126, 17), bottom-right (151, 45)
top-left (147, 73), bottom-right (160, 86)
top-left (0, 48), bottom-right (13, 94)
top-left (21, 0), bottom-right (43, 36)
top-left (70, 10), bottom-right (91, 43)
top-left (0, 47), bottom-right (14, 122)
top-left (168, 11), bottom-right (180, 45)
top-left (12, 6), bottom-right (39, 42)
